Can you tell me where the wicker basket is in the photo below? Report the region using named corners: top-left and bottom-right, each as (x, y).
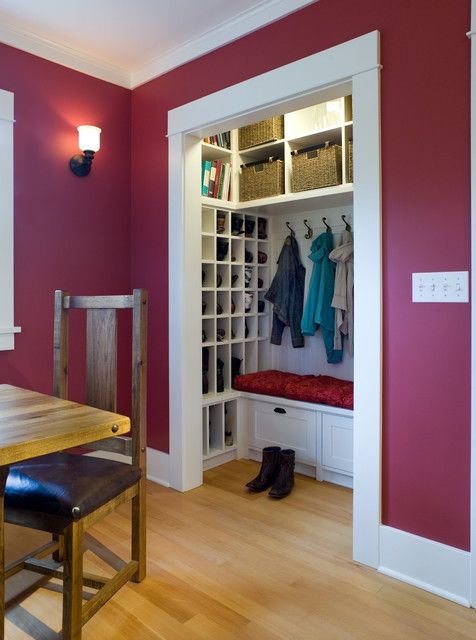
top-left (291, 143), bottom-right (342, 192)
top-left (240, 158), bottom-right (284, 202)
top-left (238, 116), bottom-right (284, 150)
top-left (347, 140), bottom-right (353, 183)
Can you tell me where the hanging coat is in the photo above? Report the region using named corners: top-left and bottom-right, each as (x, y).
top-left (265, 235), bottom-right (305, 348)
top-left (329, 229), bottom-right (354, 355)
top-left (301, 231), bottom-right (342, 363)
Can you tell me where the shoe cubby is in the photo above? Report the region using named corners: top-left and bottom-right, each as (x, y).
top-left (202, 262), bottom-right (214, 289)
top-left (244, 239), bottom-right (256, 265)
top-left (208, 403), bottom-right (224, 453)
top-left (216, 317), bottom-right (229, 344)
top-left (231, 265), bottom-right (242, 289)
top-left (216, 344), bottom-right (230, 392)
top-left (216, 209), bottom-right (229, 235)
top-left (257, 264), bottom-right (269, 290)
top-left (202, 291), bottom-right (215, 317)
top-left (244, 265), bottom-right (254, 289)
top-left (224, 400), bottom-right (237, 447)
top-left (202, 318), bottom-right (214, 346)
top-left (244, 215), bottom-right (257, 239)
top-left (244, 316), bottom-right (257, 340)
top-left (201, 207), bottom-right (215, 234)
top-left (202, 345), bottom-right (216, 396)
top-left (231, 291), bottom-right (243, 315)
top-left (217, 290), bottom-right (229, 316)
top-left (216, 237), bottom-right (230, 262)
top-left (231, 237), bottom-right (244, 264)
top-left (202, 235), bottom-right (215, 261)
top-left (216, 263), bottom-right (229, 289)
top-left (231, 317), bottom-right (243, 341)
top-left (257, 241), bottom-right (269, 265)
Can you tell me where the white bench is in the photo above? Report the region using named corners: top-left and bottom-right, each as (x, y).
top-left (240, 392), bottom-right (353, 488)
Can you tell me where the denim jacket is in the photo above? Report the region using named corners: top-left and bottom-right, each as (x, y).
top-left (265, 235), bottom-right (305, 348)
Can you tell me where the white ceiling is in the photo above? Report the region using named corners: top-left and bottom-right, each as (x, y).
top-left (0, 0), bottom-right (316, 88)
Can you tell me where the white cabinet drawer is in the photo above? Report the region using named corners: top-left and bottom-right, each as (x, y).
top-left (322, 413), bottom-right (353, 474)
top-left (249, 400), bottom-right (317, 464)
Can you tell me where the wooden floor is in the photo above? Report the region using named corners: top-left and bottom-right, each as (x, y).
top-left (4, 460), bottom-right (476, 639)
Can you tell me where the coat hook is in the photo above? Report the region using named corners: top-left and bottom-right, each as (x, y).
top-left (303, 219), bottom-right (313, 239)
top-left (341, 214), bottom-right (352, 231)
top-left (286, 221), bottom-right (295, 237)
top-left (322, 217), bottom-right (332, 233)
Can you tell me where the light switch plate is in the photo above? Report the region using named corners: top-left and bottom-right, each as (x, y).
top-left (412, 271), bottom-right (469, 303)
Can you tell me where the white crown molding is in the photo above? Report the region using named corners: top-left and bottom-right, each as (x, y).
top-left (0, 18), bottom-right (130, 88)
top-left (131, 0), bottom-right (317, 88)
top-left (0, 0), bottom-right (317, 89)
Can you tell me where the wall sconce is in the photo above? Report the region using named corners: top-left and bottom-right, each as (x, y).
top-left (69, 125), bottom-right (101, 177)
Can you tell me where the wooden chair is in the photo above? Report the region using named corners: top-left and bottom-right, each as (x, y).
top-left (4, 289), bottom-right (147, 639)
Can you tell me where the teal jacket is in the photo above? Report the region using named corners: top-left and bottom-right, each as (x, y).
top-left (301, 232), bottom-right (342, 363)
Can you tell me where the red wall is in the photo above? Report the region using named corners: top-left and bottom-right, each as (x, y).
top-left (131, 0), bottom-right (471, 549)
top-left (0, 45), bottom-right (132, 413)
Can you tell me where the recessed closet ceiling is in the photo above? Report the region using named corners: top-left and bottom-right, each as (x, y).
top-left (0, 0), bottom-right (316, 86)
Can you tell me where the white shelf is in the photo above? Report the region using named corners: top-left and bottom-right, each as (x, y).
top-left (201, 142), bottom-right (232, 162)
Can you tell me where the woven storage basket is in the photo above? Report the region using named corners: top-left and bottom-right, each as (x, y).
top-left (347, 140), bottom-right (353, 183)
top-left (238, 116), bottom-right (284, 150)
top-left (291, 143), bottom-right (342, 192)
top-left (240, 158), bottom-right (284, 202)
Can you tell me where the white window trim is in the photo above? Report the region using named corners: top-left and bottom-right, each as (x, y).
top-left (0, 89), bottom-right (20, 350)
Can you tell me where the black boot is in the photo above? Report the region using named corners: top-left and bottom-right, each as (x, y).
top-left (268, 449), bottom-right (295, 498)
top-left (245, 447), bottom-right (281, 492)
top-left (202, 347), bottom-right (209, 394)
top-left (216, 358), bottom-right (224, 392)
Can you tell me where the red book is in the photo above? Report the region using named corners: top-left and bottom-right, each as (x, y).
top-left (213, 161), bottom-right (223, 198)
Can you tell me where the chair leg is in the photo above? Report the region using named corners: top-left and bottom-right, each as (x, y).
top-left (131, 478), bottom-right (146, 583)
top-left (62, 520), bottom-right (84, 640)
top-left (53, 533), bottom-right (64, 562)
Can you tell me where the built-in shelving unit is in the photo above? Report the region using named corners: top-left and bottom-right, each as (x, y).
top-left (200, 95), bottom-right (354, 468)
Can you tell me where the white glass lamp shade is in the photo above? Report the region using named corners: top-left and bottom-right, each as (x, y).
top-left (77, 125), bottom-right (101, 152)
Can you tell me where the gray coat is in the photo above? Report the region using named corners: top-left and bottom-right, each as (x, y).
top-left (265, 235), bottom-right (305, 348)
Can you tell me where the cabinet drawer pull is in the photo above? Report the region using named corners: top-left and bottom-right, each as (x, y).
top-left (274, 407), bottom-right (286, 414)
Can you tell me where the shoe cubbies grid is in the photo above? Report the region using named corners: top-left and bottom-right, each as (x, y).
top-left (201, 95), bottom-right (353, 468)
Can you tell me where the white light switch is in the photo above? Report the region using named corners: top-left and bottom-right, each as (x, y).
top-left (412, 271), bottom-right (469, 303)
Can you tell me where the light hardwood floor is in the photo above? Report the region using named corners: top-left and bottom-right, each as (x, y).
top-left (4, 460), bottom-right (476, 639)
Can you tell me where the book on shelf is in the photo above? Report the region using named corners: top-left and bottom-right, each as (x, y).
top-left (203, 131), bottom-right (231, 150)
top-left (202, 159), bottom-right (231, 200)
top-left (202, 160), bottom-right (212, 196)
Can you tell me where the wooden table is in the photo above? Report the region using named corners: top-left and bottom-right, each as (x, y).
top-left (0, 384), bottom-right (131, 638)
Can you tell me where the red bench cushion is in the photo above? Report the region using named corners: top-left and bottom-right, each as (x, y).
top-left (233, 370), bottom-right (353, 410)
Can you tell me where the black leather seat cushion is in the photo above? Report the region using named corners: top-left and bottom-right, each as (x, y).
top-left (5, 452), bottom-right (141, 520)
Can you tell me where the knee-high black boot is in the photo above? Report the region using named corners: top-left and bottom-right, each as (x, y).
top-left (245, 446), bottom-right (281, 492)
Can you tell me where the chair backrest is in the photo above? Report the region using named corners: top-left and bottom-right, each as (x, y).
top-left (53, 290), bottom-right (148, 472)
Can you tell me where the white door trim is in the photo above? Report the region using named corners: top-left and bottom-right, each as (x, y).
top-left (469, 0), bottom-right (476, 608)
top-left (168, 30), bottom-right (382, 568)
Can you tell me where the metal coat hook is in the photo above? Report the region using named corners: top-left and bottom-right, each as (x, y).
top-left (322, 217), bottom-right (332, 233)
top-left (341, 214), bottom-right (352, 231)
top-left (303, 219), bottom-right (313, 239)
top-left (286, 221), bottom-right (295, 237)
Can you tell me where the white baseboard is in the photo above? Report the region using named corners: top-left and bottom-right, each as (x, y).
top-left (379, 525), bottom-right (471, 606)
top-left (146, 447), bottom-right (170, 487)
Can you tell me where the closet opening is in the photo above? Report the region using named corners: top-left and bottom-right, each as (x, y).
top-left (168, 32), bottom-right (381, 570)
